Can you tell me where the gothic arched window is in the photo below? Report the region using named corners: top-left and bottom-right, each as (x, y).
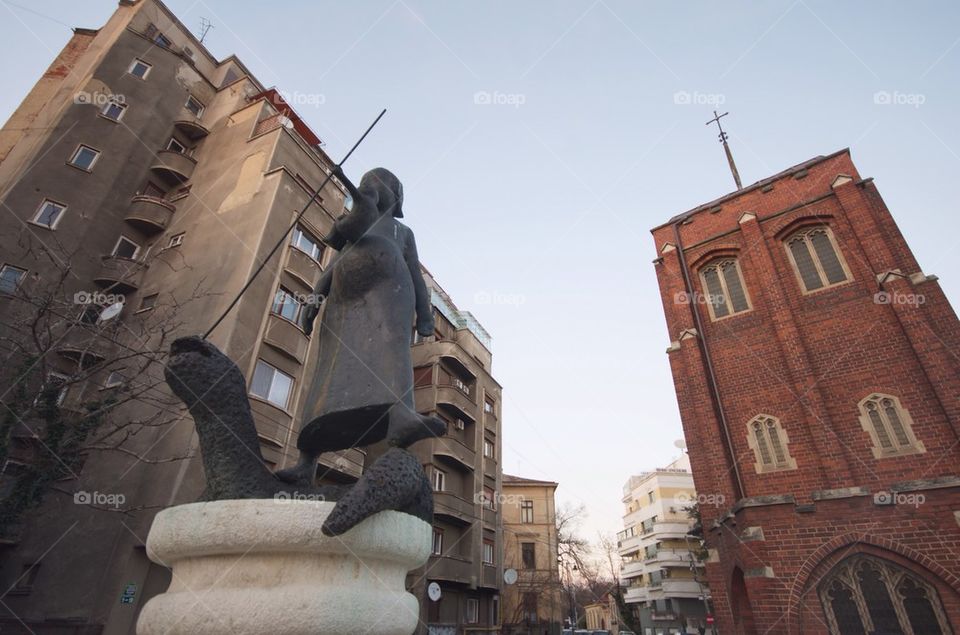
top-left (784, 225), bottom-right (850, 292)
top-left (857, 394), bottom-right (925, 459)
top-left (746, 415), bottom-right (797, 474)
top-left (699, 258), bottom-right (751, 320)
top-left (818, 554), bottom-right (952, 635)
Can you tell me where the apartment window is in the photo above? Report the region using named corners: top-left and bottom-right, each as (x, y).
top-left (482, 539), bottom-right (495, 565)
top-left (271, 287), bottom-right (303, 323)
top-left (431, 527), bottom-right (443, 555)
top-left (183, 95), bottom-right (205, 117)
top-left (32, 199), bottom-right (66, 228)
top-left (647, 491), bottom-right (655, 504)
top-left (484, 397), bottom-right (495, 415)
top-left (432, 468), bottom-right (446, 492)
top-left (522, 593), bottom-right (538, 623)
top-left (0, 265), bottom-right (26, 294)
top-left (466, 598), bottom-right (479, 624)
top-left (747, 414), bottom-right (797, 473)
top-left (250, 360), bottom-right (293, 409)
top-left (104, 371), bottom-right (125, 388)
top-left (138, 293), bottom-right (158, 311)
top-left (68, 145), bottom-right (100, 171)
top-left (153, 31), bottom-right (172, 48)
top-left (521, 542), bottom-right (536, 569)
top-left (100, 100), bottom-right (127, 122)
top-left (699, 258), bottom-right (750, 319)
top-left (482, 486), bottom-right (496, 510)
top-left (141, 181), bottom-right (166, 198)
top-left (166, 137), bottom-right (187, 154)
top-left (483, 438), bottom-right (495, 459)
top-left (167, 233), bottom-right (184, 248)
top-left (413, 366), bottom-right (432, 387)
top-left (112, 236), bottom-right (140, 259)
top-left (785, 226), bottom-right (849, 292)
top-left (291, 225), bottom-right (324, 262)
top-left (521, 500), bottom-right (534, 524)
top-left (128, 58), bottom-right (152, 79)
top-left (858, 394), bottom-right (925, 458)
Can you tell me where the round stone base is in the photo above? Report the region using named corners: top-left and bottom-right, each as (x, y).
top-left (136, 499), bottom-right (431, 635)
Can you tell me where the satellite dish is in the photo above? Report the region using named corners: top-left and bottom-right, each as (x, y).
top-left (503, 568), bottom-right (518, 585)
top-left (427, 582), bottom-right (441, 602)
top-left (278, 115), bottom-right (295, 129)
top-left (674, 439), bottom-right (687, 450)
top-left (99, 301), bottom-right (124, 322)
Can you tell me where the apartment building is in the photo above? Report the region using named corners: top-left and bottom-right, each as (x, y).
top-left (500, 474), bottom-right (563, 635)
top-left (0, 2), bottom-right (501, 633)
top-left (617, 455), bottom-right (709, 635)
top-left (405, 272), bottom-right (504, 635)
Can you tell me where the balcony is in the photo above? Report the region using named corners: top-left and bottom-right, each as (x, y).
top-left (481, 564), bottom-right (498, 589)
top-left (150, 149), bottom-right (196, 183)
top-left (618, 533), bottom-right (643, 554)
top-left (433, 491), bottom-right (475, 522)
top-left (436, 385), bottom-right (476, 421)
top-left (174, 113), bottom-right (209, 140)
top-left (249, 396), bottom-right (292, 447)
top-left (427, 555), bottom-right (475, 585)
top-left (660, 578), bottom-right (705, 597)
top-left (649, 521), bottom-right (694, 540)
top-left (94, 256), bottom-right (145, 294)
top-left (124, 195), bottom-right (175, 234)
top-left (621, 560), bottom-right (646, 580)
top-left (56, 326), bottom-right (107, 368)
top-left (434, 439), bottom-right (476, 473)
top-left (285, 246), bottom-right (322, 289)
top-left (645, 549), bottom-right (698, 568)
top-left (263, 314), bottom-right (309, 363)
top-left (624, 586), bottom-right (649, 603)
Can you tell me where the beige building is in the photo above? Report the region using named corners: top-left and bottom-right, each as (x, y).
top-left (617, 455), bottom-right (710, 635)
top-left (500, 474), bottom-right (563, 635)
top-left (584, 593), bottom-right (622, 633)
top-left (0, 2), bottom-right (501, 633)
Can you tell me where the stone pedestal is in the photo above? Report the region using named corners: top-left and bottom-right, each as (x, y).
top-left (136, 499), bottom-right (430, 635)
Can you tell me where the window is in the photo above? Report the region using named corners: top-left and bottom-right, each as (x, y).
top-left (112, 236), bottom-right (140, 259)
top-left (11, 563), bottom-right (39, 596)
top-left (431, 527), bottom-right (443, 555)
top-left (647, 491), bottom-right (655, 504)
top-left (291, 225), bottom-right (324, 262)
top-left (68, 145), bottom-right (100, 171)
top-left (32, 199), bottom-right (66, 228)
top-left (521, 542), bottom-right (536, 569)
top-left (141, 181), bottom-right (166, 198)
top-left (153, 31), bottom-right (172, 48)
top-left (167, 233), bottom-right (184, 248)
top-left (184, 95), bottom-right (204, 117)
top-left (166, 137), bottom-right (187, 154)
top-left (747, 414), bottom-right (797, 473)
top-left (128, 58), bottom-right (152, 79)
top-left (699, 258), bottom-right (750, 319)
top-left (466, 598), bottom-right (479, 624)
top-left (138, 293), bottom-right (158, 311)
top-left (482, 486), bottom-right (496, 510)
top-left (432, 467), bottom-right (446, 492)
top-left (785, 226), bottom-right (849, 292)
top-left (819, 554), bottom-right (952, 635)
top-left (521, 500), bottom-right (534, 524)
top-left (0, 265), bottom-right (26, 294)
top-left (522, 593), bottom-right (538, 623)
top-left (104, 371), bottom-right (125, 388)
top-left (250, 360), bottom-right (293, 409)
top-left (100, 100), bottom-right (126, 122)
top-left (484, 397), bottom-right (495, 415)
top-left (483, 438), bottom-right (495, 459)
top-left (482, 539), bottom-right (494, 565)
top-left (858, 394), bottom-right (925, 458)
top-left (413, 366), bottom-right (432, 387)
top-left (271, 287), bottom-right (303, 323)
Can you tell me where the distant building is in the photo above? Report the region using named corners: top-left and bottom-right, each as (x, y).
top-left (651, 149), bottom-right (960, 633)
top-left (501, 474), bottom-right (563, 635)
top-left (617, 455), bottom-right (709, 634)
top-left (584, 593), bottom-right (621, 633)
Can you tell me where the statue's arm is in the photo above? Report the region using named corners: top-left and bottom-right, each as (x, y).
top-left (329, 167), bottom-right (376, 242)
top-left (404, 227), bottom-right (434, 336)
top-left (300, 252), bottom-right (337, 336)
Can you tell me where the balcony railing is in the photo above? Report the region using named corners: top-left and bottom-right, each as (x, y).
top-left (94, 256), bottom-right (146, 294)
top-left (124, 195), bottom-right (175, 234)
top-left (150, 149), bottom-right (196, 183)
top-left (174, 111), bottom-right (209, 140)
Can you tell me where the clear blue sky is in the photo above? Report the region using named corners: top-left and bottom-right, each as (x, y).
top-left (3, 0), bottom-right (959, 544)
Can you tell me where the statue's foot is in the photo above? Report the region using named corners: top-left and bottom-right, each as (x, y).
top-left (274, 454), bottom-right (317, 486)
top-left (387, 412), bottom-right (447, 449)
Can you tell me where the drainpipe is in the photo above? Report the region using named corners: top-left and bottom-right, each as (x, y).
top-left (672, 222), bottom-right (745, 501)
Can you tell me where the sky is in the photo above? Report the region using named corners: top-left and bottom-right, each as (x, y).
top-left (2, 0), bottom-right (959, 546)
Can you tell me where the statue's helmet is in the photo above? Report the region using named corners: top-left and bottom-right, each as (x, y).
top-left (358, 167), bottom-right (404, 218)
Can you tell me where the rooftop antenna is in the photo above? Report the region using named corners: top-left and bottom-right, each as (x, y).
top-left (198, 17), bottom-right (214, 44)
top-left (705, 110), bottom-right (743, 190)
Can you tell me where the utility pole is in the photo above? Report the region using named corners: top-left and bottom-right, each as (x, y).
top-left (705, 110), bottom-right (743, 190)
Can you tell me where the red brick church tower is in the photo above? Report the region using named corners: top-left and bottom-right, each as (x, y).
top-left (651, 148), bottom-right (960, 634)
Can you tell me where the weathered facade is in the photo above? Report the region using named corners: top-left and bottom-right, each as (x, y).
top-left (651, 149), bottom-right (960, 634)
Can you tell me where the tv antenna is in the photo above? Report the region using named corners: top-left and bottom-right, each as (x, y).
top-left (199, 17), bottom-right (214, 44)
